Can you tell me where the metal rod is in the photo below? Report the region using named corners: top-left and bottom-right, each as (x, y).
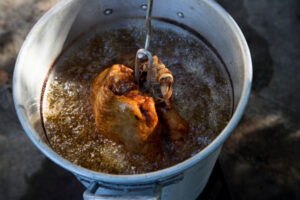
top-left (134, 0), bottom-right (154, 89)
top-left (134, 49), bottom-right (153, 91)
top-left (144, 0), bottom-right (153, 50)
top-left (134, 51), bottom-right (143, 84)
top-left (144, 50), bottom-right (153, 91)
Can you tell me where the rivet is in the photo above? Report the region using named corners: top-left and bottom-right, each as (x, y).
top-left (104, 9), bottom-right (113, 15)
top-left (177, 12), bottom-right (184, 18)
top-left (140, 4), bottom-right (147, 10)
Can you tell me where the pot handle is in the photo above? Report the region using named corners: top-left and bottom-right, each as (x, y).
top-left (83, 182), bottom-right (161, 200)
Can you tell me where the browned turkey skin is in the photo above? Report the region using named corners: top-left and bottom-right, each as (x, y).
top-left (90, 58), bottom-right (188, 157)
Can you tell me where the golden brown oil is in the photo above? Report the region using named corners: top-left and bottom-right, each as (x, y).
top-left (42, 26), bottom-right (233, 174)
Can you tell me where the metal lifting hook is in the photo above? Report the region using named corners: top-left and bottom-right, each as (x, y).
top-left (134, 0), bottom-right (153, 91)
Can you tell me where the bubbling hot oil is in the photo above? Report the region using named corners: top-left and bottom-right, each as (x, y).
top-left (42, 27), bottom-right (233, 174)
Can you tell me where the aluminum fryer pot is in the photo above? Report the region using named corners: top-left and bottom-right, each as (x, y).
top-left (13, 0), bottom-right (252, 199)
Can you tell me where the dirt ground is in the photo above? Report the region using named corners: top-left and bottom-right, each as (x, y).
top-left (0, 0), bottom-right (299, 199)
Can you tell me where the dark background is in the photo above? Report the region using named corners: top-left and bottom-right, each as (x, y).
top-left (0, 0), bottom-right (299, 199)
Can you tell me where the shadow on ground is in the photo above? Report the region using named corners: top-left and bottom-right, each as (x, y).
top-left (20, 159), bottom-right (84, 200)
top-left (221, 118), bottom-right (300, 199)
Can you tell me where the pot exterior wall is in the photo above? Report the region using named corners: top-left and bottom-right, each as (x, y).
top-left (77, 146), bottom-right (221, 199)
top-left (163, 147), bottom-right (221, 200)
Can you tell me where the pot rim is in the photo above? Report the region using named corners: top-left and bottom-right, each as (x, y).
top-left (13, 0), bottom-right (252, 184)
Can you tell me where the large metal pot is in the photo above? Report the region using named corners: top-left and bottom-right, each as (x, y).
top-left (13, 0), bottom-right (252, 199)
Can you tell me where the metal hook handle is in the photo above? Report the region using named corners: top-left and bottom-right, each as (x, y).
top-left (144, 0), bottom-right (153, 50)
top-left (134, 0), bottom-right (154, 92)
top-left (134, 49), bottom-right (153, 92)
